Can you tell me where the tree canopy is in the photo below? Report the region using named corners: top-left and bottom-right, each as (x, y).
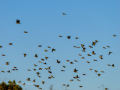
top-left (0, 80), bottom-right (22, 90)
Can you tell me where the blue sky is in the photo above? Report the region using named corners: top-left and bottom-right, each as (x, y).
top-left (0, 0), bottom-right (120, 90)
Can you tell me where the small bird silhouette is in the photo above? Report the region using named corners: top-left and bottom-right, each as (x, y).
top-left (23, 53), bottom-right (27, 57)
top-left (112, 64), bottom-right (114, 67)
top-left (92, 51), bottom-right (96, 55)
top-left (57, 60), bottom-right (61, 63)
top-left (113, 35), bottom-right (116, 37)
top-left (38, 45), bottom-right (42, 47)
top-left (62, 13), bottom-right (66, 15)
top-left (0, 46), bottom-right (3, 48)
top-left (9, 43), bottom-right (12, 45)
top-left (16, 19), bottom-right (21, 24)
top-left (27, 78), bottom-right (30, 81)
top-left (59, 36), bottom-right (62, 37)
top-left (73, 68), bottom-right (78, 73)
top-left (67, 36), bottom-right (71, 39)
top-left (98, 73), bottom-right (101, 76)
top-left (6, 62), bottom-right (9, 65)
top-left (35, 54), bottom-right (38, 57)
top-left (108, 52), bottom-right (112, 55)
top-left (24, 31), bottom-right (28, 33)
top-left (52, 49), bottom-right (55, 52)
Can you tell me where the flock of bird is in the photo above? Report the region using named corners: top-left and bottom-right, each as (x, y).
top-left (0, 13), bottom-right (117, 90)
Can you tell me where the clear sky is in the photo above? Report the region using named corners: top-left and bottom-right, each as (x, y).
top-left (0, 0), bottom-right (120, 90)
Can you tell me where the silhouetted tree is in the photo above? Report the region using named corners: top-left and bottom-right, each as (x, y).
top-left (0, 80), bottom-right (22, 90)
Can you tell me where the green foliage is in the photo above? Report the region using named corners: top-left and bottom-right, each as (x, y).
top-left (0, 80), bottom-right (22, 90)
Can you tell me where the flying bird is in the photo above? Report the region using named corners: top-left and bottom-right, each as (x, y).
top-left (78, 54), bottom-right (82, 56)
top-left (73, 46), bottom-right (76, 48)
top-left (63, 84), bottom-right (65, 86)
top-left (48, 46), bottom-right (51, 48)
top-left (33, 69), bottom-right (36, 71)
top-left (108, 52), bottom-right (112, 55)
top-left (89, 68), bottom-right (93, 70)
top-left (42, 81), bottom-right (45, 84)
top-left (61, 70), bottom-right (65, 72)
top-left (0, 46), bottom-right (3, 48)
top-left (81, 44), bottom-right (84, 48)
top-left (43, 62), bottom-right (47, 65)
top-left (35, 54), bottom-right (38, 57)
top-left (23, 53), bottom-right (27, 57)
top-left (41, 59), bottom-right (44, 61)
top-left (27, 69), bottom-right (31, 71)
top-left (95, 70), bottom-right (98, 73)
top-left (66, 84), bottom-right (69, 87)
top-left (99, 55), bottom-right (103, 59)
top-left (73, 68), bottom-right (78, 73)
top-left (39, 68), bottom-right (42, 70)
top-left (27, 78), bottom-right (30, 81)
top-left (76, 75), bottom-right (79, 78)
top-left (92, 51), bottom-right (96, 55)
top-left (44, 49), bottom-right (48, 52)
top-left (101, 71), bottom-right (104, 73)
top-left (34, 64), bottom-right (37, 67)
top-left (48, 71), bottom-right (52, 73)
top-left (18, 81), bottom-right (21, 84)
top-left (112, 64), bottom-right (114, 67)
top-left (37, 72), bottom-right (40, 75)
top-left (33, 79), bottom-right (36, 82)
top-left (22, 83), bottom-right (25, 85)
top-left (67, 36), bottom-right (71, 39)
top-left (70, 79), bottom-right (73, 81)
top-left (75, 37), bottom-right (78, 39)
top-left (16, 19), bottom-right (21, 24)
top-left (89, 45), bottom-right (93, 48)
top-left (107, 64), bottom-right (111, 66)
top-left (48, 66), bottom-right (51, 70)
top-left (87, 54), bottom-right (91, 56)
top-left (92, 42), bottom-right (96, 46)
top-left (7, 70), bottom-right (10, 73)
top-left (9, 43), bottom-right (12, 45)
top-left (45, 57), bottom-right (48, 60)
top-left (59, 36), bottom-right (62, 37)
top-left (66, 60), bottom-right (69, 62)
top-left (24, 31), bottom-right (28, 33)
top-left (57, 60), bottom-right (61, 63)
top-left (62, 13), bottom-right (66, 15)
top-left (87, 61), bottom-right (90, 63)
top-left (52, 49), bottom-right (55, 52)
top-left (98, 73), bottom-right (101, 76)
top-left (6, 62), bottom-right (9, 65)
top-left (113, 35), bottom-right (116, 37)
top-left (74, 60), bottom-right (78, 62)
top-left (103, 47), bottom-right (106, 49)
top-left (2, 54), bottom-right (5, 56)
top-left (81, 57), bottom-right (85, 59)
top-left (38, 45), bottom-right (42, 47)
top-left (63, 66), bottom-right (66, 68)
top-left (70, 62), bottom-right (74, 64)
top-left (95, 40), bottom-right (98, 43)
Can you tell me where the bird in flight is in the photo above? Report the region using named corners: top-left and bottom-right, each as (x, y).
top-left (62, 13), bottom-right (66, 15)
top-left (16, 19), bottom-right (21, 24)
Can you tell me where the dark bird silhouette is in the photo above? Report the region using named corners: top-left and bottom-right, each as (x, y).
top-left (16, 19), bottom-right (21, 24)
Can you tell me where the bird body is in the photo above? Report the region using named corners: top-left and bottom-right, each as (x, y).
top-left (16, 19), bottom-right (20, 24)
top-left (62, 13), bottom-right (66, 15)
